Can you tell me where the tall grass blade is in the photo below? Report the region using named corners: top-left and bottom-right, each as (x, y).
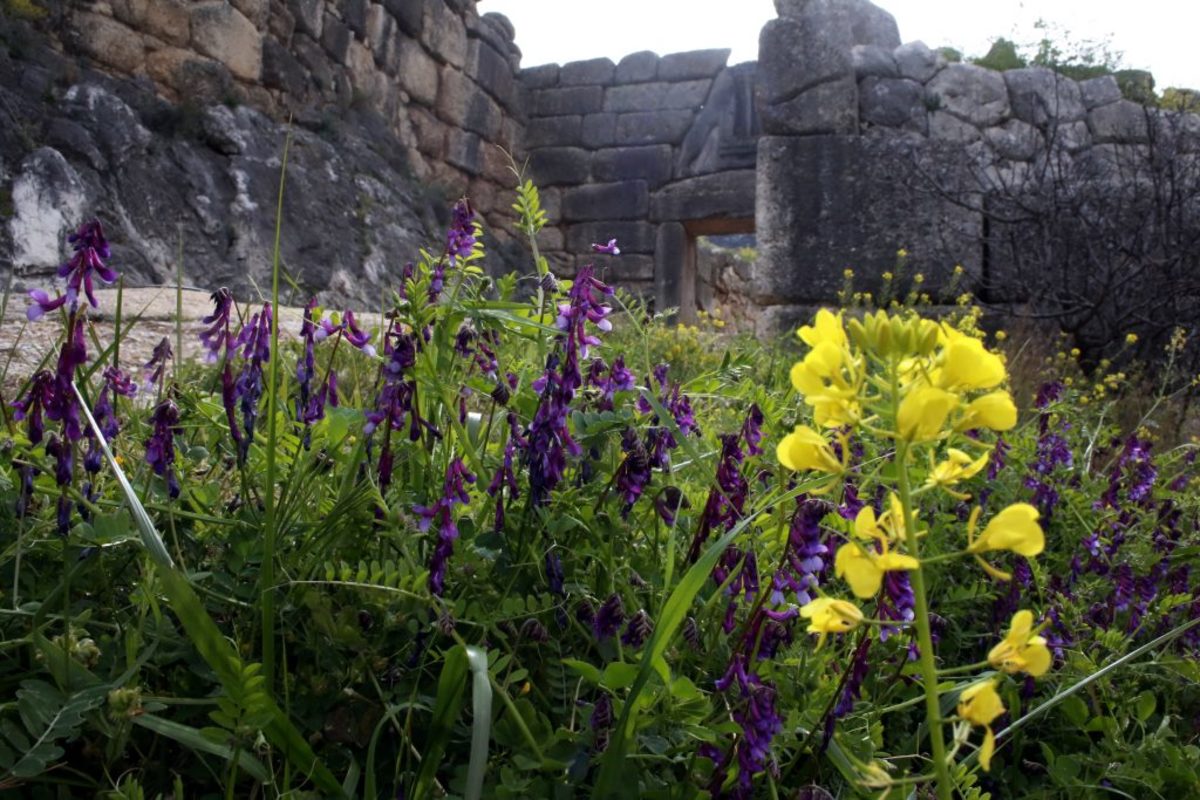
top-left (413, 644), bottom-right (469, 800)
top-left (71, 382), bottom-right (346, 797)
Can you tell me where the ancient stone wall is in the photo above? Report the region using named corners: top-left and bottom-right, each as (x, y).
top-left (752, 0), bottom-right (1200, 334)
top-left (518, 49), bottom-right (760, 309)
top-left (62, 0), bottom-right (524, 236)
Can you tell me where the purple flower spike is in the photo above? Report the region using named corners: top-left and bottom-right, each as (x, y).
top-left (144, 337), bottom-right (173, 393)
top-left (58, 219), bottom-right (118, 309)
top-left (446, 199), bottom-right (476, 264)
top-left (591, 238), bottom-right (620, 255)
top-left (13, 371), bottom-right (56, 445)
top-left (592, 593), bottom-right (625, 641)
top-left (144, 398), bottom-right (181, 498)
top-left (415, 458), bottom-right (476, 597)
top-left (199, 287), bottom-right (234, 363)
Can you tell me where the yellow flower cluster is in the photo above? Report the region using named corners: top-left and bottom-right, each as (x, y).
top-left (774, 309), bottom-right (1054, 778)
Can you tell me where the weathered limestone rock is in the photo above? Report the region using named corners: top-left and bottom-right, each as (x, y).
top-left (894, 41), bottom-right (941, 83)
top-left (859, 76), bottom-right (925, 132)
top-left (984, 118), bottom-right (1044, 161)
top-left (1089, 100), bottom-right (1150, 144)
top-left (852, 44), bottom-right (898, 78)
top-left (469, 39), bottom-right (516, 110)
top-left (191, 3), bottom-right (262, 82)
top-left (655, 221), bottom-right (687, 312)
top-left (561, 181), bottom-right (649, 221)
top-left (525, 115), bottom-right (582, 148)
top-left (614, 110), bottom-right (694, 145)
top-left (445, 128), bottom-right (482, 174)
top-left (399, 39), bottom-right (439, 105)
top-left (581, 112), bottom-right (618, 148)
top-left (927, 64), bottom-right (1009, 128)
top-left (616, 51), bottom-right (658, 83)
top-left (604, 81), bottom-right (711, 113)
top-left (755, 135), bottom-right (979, 308)
top-left (758, 15), bottom-right (852, 106)
top-left (1080, 75), bottom-right (1122, 109)
top-left (8, 148), bottom-right (87, 273)
top-left (560, 57), bottom-right (616, 87)
top-left (527, 147), bottom-right (591, 186)
top-left (423, 0), bottom-right (467, 69)
top-left (761, 80), bottom-right (859, 136)
top-left (650, 170), bottom-right (756, 220)
top-left (531, 86), bottom-right (603, 116)
top-left (520, 63), bottom-right (558, 89)
top-left (110, 0), bottom-right (191, 48)
top-left (1004, 67), bottom-right (1085, 126)
top-left (385, 0), bottom-right (423, 37)
top-left (69, 13), bottom-right (145, 74)
top-left (289, 0), bottom-right (324, 38)
top-left (659, 49), bottom-right (730, 81)
top-left (262, 37), bottom-right (307, 96)
top-left (928, 110), bottom-right (981, 144)
top-left (776, 0), bottom-right (900, 48)
top-left (232, 0), bottom-right (270, 30)
top-left (592, 145), bottom-right (673, 187)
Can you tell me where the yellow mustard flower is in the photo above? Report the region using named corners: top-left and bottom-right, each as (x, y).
top-left (797, 308), bottom-right (847, 350)
top-left (926, 448), bottom-right (989, 495)
top-left (968, 504), bottom-right (1044, 556)
top-left (956, 390), bottom-right (1017, 432)
top-left (937, 329), bottom-right (1006, 391)
top-left (988, 610), bottom-right (1052, 677)
top-left (957, 679), bottom-right (1005, 771)
top-left (776, 425), bottom-right (844, 474)
top-left (791, 310), bottom-right (861, 427)
top-left (835, 541), bottom-right (919, 599)
top-left (800, 597), bottom-right (863, 649)
top-left (1125, 333), bottom-right (1139, 345)
top-left (966, 504), bottom-right (1045, 579)
top-left (897, 385), bottom-right (958, 442)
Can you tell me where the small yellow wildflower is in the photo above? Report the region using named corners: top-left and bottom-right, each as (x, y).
top-left (836, 509), bottom-right (920, 598)
top-left (896, 248), bottom-right (909, 258)
top-left (1125, 333), bottom-right (1139, 345)
top-left (954, 264), bottom-right (965, 275)
top-left (995, 330), bottom-right (1007, 341)
top-left (926, 448), bottom-right (989, 495)
top-left (776, 425), bottom-right (844, 475)
top-left (843, 268), bottom-right (855, 279)
top-left (958, 679), bottom-right (1005, 771)
top-left (914, 273), bottom-right (925, 284)
top-left (988, 610), bottom-right (1052, 677)
top-left (1070, 348), bottom-right (1081, 358)
top-left (967, 504), bottom-right (1045, 579)
top-left (800, 597), bottom-right (863, 648)
top-left (882, 271), bottom-right (894, 281)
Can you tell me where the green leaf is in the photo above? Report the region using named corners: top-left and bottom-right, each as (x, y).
top-left (600, 662), bottom-right (640, 691)
top-left (1135, 690), bottom-right (1157, 723)
top-left (412, 645), bottom-right (469, 800)
top-left (562, 659), bottom-right (603, 686)
top-left (133, 715), bottom-right (270, 783)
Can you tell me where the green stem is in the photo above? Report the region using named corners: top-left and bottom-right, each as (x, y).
top-left (892, 361), bottom-right (953, 800)
top-left (261, 128), bottom-right (293, 690)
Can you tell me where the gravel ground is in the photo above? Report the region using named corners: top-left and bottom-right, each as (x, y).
top-left (0, 287), bottom-right (368, 391)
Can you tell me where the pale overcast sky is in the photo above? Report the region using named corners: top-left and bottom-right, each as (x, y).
top-left (479, 0), bottom-right (1200, 90)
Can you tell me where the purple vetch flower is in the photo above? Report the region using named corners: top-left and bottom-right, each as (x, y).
top-left (446, 199), bottom-right (476, 264)
top-left (144, 398), bottom-right (182, 498)
top-left (832, 636), bottom-right (872, 719)
top-left (315, 309), bottom-right (376, 356)
top-left (522, 268), bottom-right (614, 505)
top-left (592, 593), bottom-right (625, 642)
top-left (199, 287), bottom-right (235, 363)
top-left (143, 337), bottom-right (173, 394)
top-left (687, 432), bottom-right (750, 564)
top-left (83, 366), bottom-right (137, 474)
top-left (231, 303), bottom-right (272, 464)
top-left (1098, 435), bottom-right (1157, 510)
top-left (486, 413), bottom-right (525, 531)
top-left (58, 220), bottom-right (117, 309)
top-left (769, 497), bottom-right (831, 608)
top-left (877, 570), bottom-right (915, 642)
top-left (653, 485), bottom-right (689, 526)
top-left (621, 609), bottom-right (654, 648)
top-left (26, 288), bottom-right (68, 322)
top-left (414, 458), bottom-right (476, 596)
top-left (590, 693), bottom-right (614, 753)
top-left (716, 547), bottom-right (759, 634)
top-left (740, 404), bottom-right (765, 456)
top-left (591, 238), bottom-right (620, 255)
top-left (613, 427), bottom-right (652, 515)
top-left (588, 355), bottom-right (636, 412)
top-left (705, 652), bottom-right (784, 798)
top-left (12, 371), bottom-right (56, 445)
